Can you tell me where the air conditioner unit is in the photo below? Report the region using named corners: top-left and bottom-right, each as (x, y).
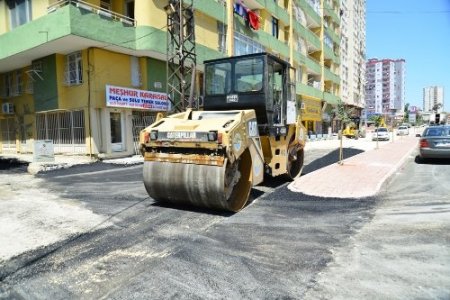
top-left (1, 103), bottom-right (14, 114)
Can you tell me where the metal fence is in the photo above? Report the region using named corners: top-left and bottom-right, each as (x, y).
top-left (36, 110), bottom-right (86, 154)
top-left (0, 118), bottom-right (17, 152)
top-left (132, 111), bottom-right (156, 154)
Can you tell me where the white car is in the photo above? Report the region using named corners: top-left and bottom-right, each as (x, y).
top-left (372, 127), bottom-right (390, 141)
top-left (397, 125), bottom-right (409, 136)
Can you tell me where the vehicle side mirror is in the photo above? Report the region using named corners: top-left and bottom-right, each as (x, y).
top-left (416, 133), bottom-right (421, 137)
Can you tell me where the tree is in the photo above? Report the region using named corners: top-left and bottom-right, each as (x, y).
top-left (403, 103), bottom-right (410, 124)
top-left (369, 114), bottom-right (383, 127)
top-left (333, 99), bottom-right (355, 165)
top-left (432, 103), bottom-right (443, 113)
top-left (369, 114), bottom-right (383, 149)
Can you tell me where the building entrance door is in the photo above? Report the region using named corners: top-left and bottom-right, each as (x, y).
top-left (110, 112), bottom-right (124, 152)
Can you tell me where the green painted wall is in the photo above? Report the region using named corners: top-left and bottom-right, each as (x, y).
top-left (135, 26), bottom-right (166, 54)
top-left (146, 58), bottom-right (166, 93)
top-left (34, 55), bottom-right (58, 112)
top-left (69, 5), bottom-right (136, 49)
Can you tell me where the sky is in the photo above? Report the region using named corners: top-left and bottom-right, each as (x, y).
top-left (366, 0), bottom-right (450, 112)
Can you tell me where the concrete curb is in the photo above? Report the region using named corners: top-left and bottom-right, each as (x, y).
top-left (374, 142), bottom-right (418, 195)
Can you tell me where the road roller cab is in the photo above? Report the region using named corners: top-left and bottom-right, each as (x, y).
top-left (140, 53), bottom-right (306, 212)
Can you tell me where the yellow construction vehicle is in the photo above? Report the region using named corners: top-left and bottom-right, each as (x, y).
top-left (139, 53), bottom-right (306, 212)
top-left (342, 117), bottom-right (366, 139)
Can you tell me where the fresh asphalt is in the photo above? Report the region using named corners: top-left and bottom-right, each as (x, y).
top-left (0, 147), bottom-right (378, 299)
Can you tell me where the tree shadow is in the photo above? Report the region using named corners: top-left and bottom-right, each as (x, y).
top-left (0, 157), bottom-right (29, 171)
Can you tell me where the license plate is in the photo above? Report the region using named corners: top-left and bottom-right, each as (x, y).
top-left (435, 142), bottom-right (450, 147)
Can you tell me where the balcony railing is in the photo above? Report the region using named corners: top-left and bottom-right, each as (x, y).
top-left (48, 0), bottom-right (136, 27)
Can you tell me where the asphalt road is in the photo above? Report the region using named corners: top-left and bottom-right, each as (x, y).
top-left (1, 148), bottom-right (449, 299)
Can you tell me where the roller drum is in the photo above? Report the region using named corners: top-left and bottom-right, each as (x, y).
top-left (143, 153), bottom-right (252, 212)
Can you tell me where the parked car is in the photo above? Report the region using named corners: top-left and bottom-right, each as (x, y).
top-left (372, 127), bottom-right (390, 141)
top-left (418, 125), bottom-right (450, 160)
top-left (397, 125), bottom-right (409, 136)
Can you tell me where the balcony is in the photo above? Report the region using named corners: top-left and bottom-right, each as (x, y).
top-left (305, 56), bottom-right (321, 75)
top-left (324, 67), bottom-right (340, 84)
top-left (297, 82), bottom-right (323, 99)
top-left (323, 0), bottom-right (340, 25)
top-left (323, 91), bottom-right (340, 105)
top-left (251, 30), bottom-right (290, 58)
top-left (323, 45), bottom-right (335, 60)
top-left (0, 0), bottom-right (143, 73)
top-left (48, 0), bottom-right (136, 26)
top-left (325, 26), bottom-right (340, 44)
top-left (293, 20), bottom-right (321, 51)
top-left (294, 51), bottom-right (307, 66)
top-left (297, 0), bottom-right (321, 27)
top-left (262, 0), bottom-right (290, 25)
top-left (191, 0), bottom-right (227, 22)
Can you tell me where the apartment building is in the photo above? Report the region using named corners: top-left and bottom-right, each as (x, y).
top-left (364, 58), bottom-right (405, 118)
top-left (423, 86), bottom-right (444, 113)
top-left (339, 0), bottom-right (366, 112)
top-left (0, 0), bottom-right (341, 157)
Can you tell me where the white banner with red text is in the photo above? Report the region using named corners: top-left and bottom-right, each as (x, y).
top-left (106, 85), bottom-right (170, 111)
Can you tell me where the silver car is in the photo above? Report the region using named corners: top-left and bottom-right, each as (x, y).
top-left (418, 126), bottom-right (450, 160)
top-left (372, 127), bottom-right (390, 141)
top-left (397, 125), bottom-right (409, 136)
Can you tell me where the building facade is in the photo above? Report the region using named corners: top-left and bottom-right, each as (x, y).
top-left (364, 58), bottom-right (405, 119)
top-left (0, 0), bottom-right (341, 157)
top-left (339, 0), bottom-right (366, 112)
top-left (423, 86), bottom-right (444, 113)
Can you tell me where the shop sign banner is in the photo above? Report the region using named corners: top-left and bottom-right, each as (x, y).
top-left (106, 85), bottom-right (170, 111)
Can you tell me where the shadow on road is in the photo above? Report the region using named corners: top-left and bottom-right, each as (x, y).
top-left (414, 155), bottom-right (450, 165)
top-left (0, 157), bottom-right (28, 172)
top-left (302, 148), bottom-right (364, 175)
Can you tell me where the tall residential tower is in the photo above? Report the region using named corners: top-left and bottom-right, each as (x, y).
top-left (340, 0), bottom-right (366, 111)
top-left (365, 58), bottom-right (405, 117)
top-left (423, 86), bottom-right (444, 113)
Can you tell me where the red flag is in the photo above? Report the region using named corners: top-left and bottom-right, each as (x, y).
top-left (247, 10), bottom-right (260, 30)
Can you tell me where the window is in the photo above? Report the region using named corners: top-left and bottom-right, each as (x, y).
top-left (15, 70), bottom-right (23, 95)
top-left (100, 0), bottom-right (111, 10)
top-left (217, 22), bottom-right (227, 53)
top-left (5, 73), bottom-right (14, 97)
top-left (234, 32), bottom-right (264, 56)
top-left (125, 0), bottom-right (134, 19)
top-left (272, 17), bottom-right (279, 38)
top-left (296, 66), bottom-right (303, 83)
top-left (6, 0), bottom-right (32, 29)
top-left (130, 56), bottom-right (141, 87)
top-left (2, 72), bottom-right (22, 97)
top-left (36, 110), bottom-right (86, 151)
top-left (235, 58), bottom-right (264, 93)
top-left (64, 52), bottom-right (83, 85)
top-left (205, 62), bottom-right (232, 95)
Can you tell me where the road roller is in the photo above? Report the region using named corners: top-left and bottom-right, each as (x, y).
top-left (139, 52), bottom-right (306, 211)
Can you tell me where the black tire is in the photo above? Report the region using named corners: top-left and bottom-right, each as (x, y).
top-left (415, 155), bottom-right (426, 164)
top-left (285, 147), bottom-right (304, 180)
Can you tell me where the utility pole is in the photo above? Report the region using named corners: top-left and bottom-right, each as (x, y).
top-left (165, 0), bottom-right (197, 112)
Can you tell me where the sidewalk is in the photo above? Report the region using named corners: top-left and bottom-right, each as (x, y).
top-left (0, 153), bottom-right (143, 174)
top-left (289, 136), bottom-right (419, 198)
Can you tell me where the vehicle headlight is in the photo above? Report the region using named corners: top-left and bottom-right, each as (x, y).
top-left (207, 131), bottom-right (218, 141)
top-left (150, 130), bottom-right (158, 140)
